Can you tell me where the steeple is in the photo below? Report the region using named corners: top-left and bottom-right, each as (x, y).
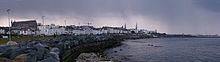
top-left (135, 22), bottom-right (138, 30)
top-left (124, 23), bottom-right (127, 29)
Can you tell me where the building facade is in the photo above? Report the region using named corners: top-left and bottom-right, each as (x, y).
top-left (12, 20), bottom-right (38, 35)
top-left (0, 27), bottom-right (9, 34)
top-left (38, 25), bottom-right (66, 35)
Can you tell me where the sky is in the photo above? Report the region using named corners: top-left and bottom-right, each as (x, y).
top-left (0, 0), bottom-right (220, 35)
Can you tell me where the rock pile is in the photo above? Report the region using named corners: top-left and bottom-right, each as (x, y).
top-left (0, 35), bottom-right (116, 62)
top-left (76, 53), bottom-right (112, 62)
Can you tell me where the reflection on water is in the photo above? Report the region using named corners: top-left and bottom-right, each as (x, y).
top-left (104, 38), bottom-right (220, 62)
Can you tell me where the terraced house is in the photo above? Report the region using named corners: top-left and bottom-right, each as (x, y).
top-left (0, 27), bottom-right (8, 34)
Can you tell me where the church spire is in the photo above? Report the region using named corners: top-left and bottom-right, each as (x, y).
top-left (135, 22), bottom-right (138, 30)
top-left (124, 23), bottom-right (127, 29)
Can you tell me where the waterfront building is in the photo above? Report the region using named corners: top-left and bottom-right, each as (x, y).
top-left (69, 26), bottom-right (94, 35)
top-left (101, 26), bottom-right (128, 34)
top-left (138, 29), bottom-right (153, 34)
top-left (0, 27), bottom-right (8, 34)
top-left (92, 28), bottom-right (102, 35)
top-left (38, 25), bottom-right (66, 35)
top-left (11, 20), bottom-right (38, 35)
top-left (19, 28), bottom-right (36, 35)
top-left (102, 26), bottom-right (118, 34)
top-left (0, 29), bottom-right (4, 34)
top-left (1, 21), bottom-right (147, 35)
top-left (12, 20), bottom-right (38, 31)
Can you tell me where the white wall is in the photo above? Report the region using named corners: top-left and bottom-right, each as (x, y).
top-left (38, 25), bottom-right (66, 35)
top-left (0, 29), bottom-right (5, 34)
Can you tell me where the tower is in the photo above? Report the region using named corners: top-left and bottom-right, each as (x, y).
top-left (124, 23), bottom-right (127, 29)
top-left (135, 22), bottom-right (138, 30)
top-left (64, 20), bottom-right (66, 26)
top-left (42, 16), bottom-right (45, 25)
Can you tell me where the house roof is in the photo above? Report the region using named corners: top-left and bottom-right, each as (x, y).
top-left (12, 20), bottom-right (38, 30)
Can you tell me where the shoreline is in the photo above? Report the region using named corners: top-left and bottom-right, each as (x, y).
top-left (101, 38), bottom-right (220, 62)
top-left (61, 40), bottom-right (122, 62)
top-left (2, 34), bottom-right (218, 62)
top-left (0, 34), bottom-right (151, 62)
top-left (61, 34), bottom-right (151, 62)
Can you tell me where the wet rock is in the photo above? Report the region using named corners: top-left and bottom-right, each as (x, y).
top-left (13, 54), bottom-right (28, 62)
top-left (0, 47), bottom-right (35, 59)
top-left (76, 53), bottom-right (98, 62)
top-left (26, 52), bottom-right (37, 62)
top-left (0, 46), bottom-right (10, 54)
top-left (6, 41), bottom-right (18, 46)
top-left (0, 35), bottom-right (121, 62)
top-left (50, 48), bottom-right (60, 55)
top-left (33, 44), bottom-right (50, 61)
top-left (38, 52), bottom-right (60, 62)
top-left (6, 41), bottom-right (19, 49)
top-left (0, 57), bottom-right (12, 62)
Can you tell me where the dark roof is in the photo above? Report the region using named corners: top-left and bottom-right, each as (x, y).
top-left (12, 20), bottom-right (37, 30)
top-left (12, 20), bottom-right (36, 24)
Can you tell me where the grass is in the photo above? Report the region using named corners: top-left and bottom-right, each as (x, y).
top-left (0, 36), bottom-right (54, 44)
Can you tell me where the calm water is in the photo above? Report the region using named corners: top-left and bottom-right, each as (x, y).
top-left (104, 38), bottom-right (220, 62)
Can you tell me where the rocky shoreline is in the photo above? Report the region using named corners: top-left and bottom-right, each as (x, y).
top-left (0, 34), bottom-right (151, 62)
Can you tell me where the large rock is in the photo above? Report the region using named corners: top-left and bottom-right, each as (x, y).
top-left (12, 54), bottom-right (28, 62)
top-left (6, 41), bottom-right (18, 46)
top-left (0, 58), bottom-right (12, 62)
top-left (0, 48), bottom-right (34, 59)
top-left (76, 53), bottom-right (100, 62)
top-left (37, 52), bottom-right (60, 62)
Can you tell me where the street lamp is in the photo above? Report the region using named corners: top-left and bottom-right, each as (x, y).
top-left (6, 9), bottom-right (11, 41)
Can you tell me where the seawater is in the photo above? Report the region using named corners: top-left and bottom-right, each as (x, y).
top-left (104, 38), bottom-right (220, 62)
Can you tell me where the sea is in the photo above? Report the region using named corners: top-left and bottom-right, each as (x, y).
top-left (104, 38), bottom-right (220, 62)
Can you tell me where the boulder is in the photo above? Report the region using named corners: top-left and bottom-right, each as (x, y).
top-left (6, 41), bottom-right (18, 46)
top-left (0, 57), bottom-right (12, 62)
top-left (12, 54), bottom-right (28, 62)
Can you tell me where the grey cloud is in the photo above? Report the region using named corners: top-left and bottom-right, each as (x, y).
top-left (0, 0), bottom-right (220, 34)
top-left (194, 0), bottom-right (220, 12)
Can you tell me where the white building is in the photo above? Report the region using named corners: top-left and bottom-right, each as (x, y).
top-left (70, 26), bottom-right (97, 35)
top-left (0, 27), bottom-right (8, 34)
top-left (71, 29), bottom-right (101, 35)
top-left (37, 25), bottom-right (133, 35)
top-left (137, 29), bottom-right (157, 35)
top-left (0, 29), bottom-right (5, 34)
top-left (101, 27), bottom-right (129, 34)
top-left (38, 25), bottom-right (66, 35)
top-left (20, 29), bottom-right (36, 35)
top-left (92, 30), bottom-right (102, 35)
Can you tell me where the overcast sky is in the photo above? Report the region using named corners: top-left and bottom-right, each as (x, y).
top-left (0, 0), bottom-right (220, 35)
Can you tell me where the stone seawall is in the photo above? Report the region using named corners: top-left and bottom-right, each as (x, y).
top-left (61, 34), bottom-right (151, 62)
top-left (61, 40), bottom-right (121, 62)
top-left (0, 34), bottom-right (151, 62)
